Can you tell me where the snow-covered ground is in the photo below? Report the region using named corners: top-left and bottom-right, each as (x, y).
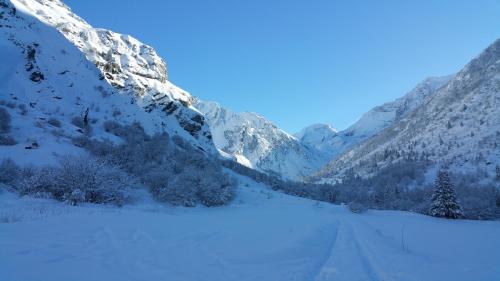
top-left (1, 175), bottom-right (499, 281)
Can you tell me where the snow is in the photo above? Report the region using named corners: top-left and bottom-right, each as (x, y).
top-left (313, 41), bottom-right (500, 182)
top-left (1, 175), bottom-right (499, 281)
top-left (296, 76), bottom-right (453, 161)
top-left (6, 0), bottom-right (216, 154)
top-left (196, 100), bottom-right (329, 180)
top-left (294, 124), bottom-right (338, 157)
top-left (1, 3), bottom-right (499, 280)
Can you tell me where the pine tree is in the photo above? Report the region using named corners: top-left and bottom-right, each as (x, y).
top-left (429, 170), bottom-right (464, 219)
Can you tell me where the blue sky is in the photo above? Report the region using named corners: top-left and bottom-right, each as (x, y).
top-left (65, 0), bottom-right (500, 133)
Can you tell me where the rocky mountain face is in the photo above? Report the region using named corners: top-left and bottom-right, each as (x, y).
top-left (0, 0), bottom-right (215, 167)
top-left (312, 40), bottom-right (500, 183)
top-left (196, 101), bottom-right (330, 180)
top-left (7, 0), bottom-right (214, 152)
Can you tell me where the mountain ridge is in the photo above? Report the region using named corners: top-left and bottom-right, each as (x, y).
top-left (311, 39), bottom-right (500, 183)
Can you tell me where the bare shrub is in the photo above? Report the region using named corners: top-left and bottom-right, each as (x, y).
top-left (0, 159), bottom-right (20, 184)
top-left (71, 116), bottom-right (84, 128)
top-left (17, 156), bottom-right (135, 206)
top-left (87, 122), bottom-right (237, 207)
top-left (0, 212), bottom-right (22, 223)
top-left (0, 134), bottom-right (16, 145)
top-left (0, 107), bottom-right (11, 133)
top-left (47, 117), bottom-right (61, 127)
top-left (348, 201), bottom-right (368, 214)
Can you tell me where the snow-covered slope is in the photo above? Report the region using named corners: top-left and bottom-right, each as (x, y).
top-left (294, 123), bottom-right (338, 158)
top-left (313, 40), bottom-right (500, 183)
top-left (1, 173), bottom-right (500, 281)
top-left (0, 0), bottom-right (215, 164)
top-left (296, 76), bottom-right (452, 159)
top-left (196, 101), bottom-right (329, 180)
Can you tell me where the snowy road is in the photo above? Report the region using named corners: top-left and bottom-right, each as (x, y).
top-left (1, 178), bottom-right (500, 281)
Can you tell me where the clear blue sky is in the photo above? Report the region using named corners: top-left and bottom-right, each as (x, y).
top-left (65, 0), bottom-right (500, 133)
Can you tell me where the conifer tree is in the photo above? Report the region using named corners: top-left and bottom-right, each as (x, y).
top-left (429, 170), bottom-right (464, 219)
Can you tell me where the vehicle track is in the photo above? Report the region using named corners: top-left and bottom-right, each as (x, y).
top-left (313, 217), bottom-right (384, 281)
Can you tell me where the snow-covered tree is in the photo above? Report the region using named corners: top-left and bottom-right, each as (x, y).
top-left (429, 170), bottom-right (464, 219)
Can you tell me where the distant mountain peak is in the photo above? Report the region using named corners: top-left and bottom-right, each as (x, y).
top-left (295, 123), bottom-right (338, 138)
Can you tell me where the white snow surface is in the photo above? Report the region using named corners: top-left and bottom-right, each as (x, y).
top-left (1, 175), bottom-right (499, 281)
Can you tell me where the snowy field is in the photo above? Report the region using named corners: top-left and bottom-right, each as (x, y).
top-left (1, 176), bottom-right (500, 281)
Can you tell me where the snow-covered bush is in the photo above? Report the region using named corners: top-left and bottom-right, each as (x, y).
top-left (79, 122), bottom-right (237, 207)
top-left (0, 159), bottom-right (20, 185)
top-left (139, 137), bottom-right (237, 207)
top-left (0, 108), bottom-right (15, 145)
top-left (496, 165), bottom-right (500, 181)
top-left (455, 181), bottom-right (499, 220)
top-left (348, 201), bottom-right (368, 213)
top-left (71, 116), bottom-right (84, 128)
top-left (0, 212), bottom-right (22, 223)
top-left (103, 120), bottom-right (128, 137)
top-left (17, 156), bottom-right (134, 206)
top-left (113, 121), bottom-right (146, 140)
top-left (112, 108), bottom-right (121, 117)
top-left (18, 104), bottom-right (27, 115)
top-left (196, 170), bottom-right (237, 207)
top-left (47, 117), bottom-right (61, 127)
top-left (0, 134), bottom-right (16, 145)
top-left (151, 171), bottom-right (198, 207)
top-left (17, 167), bottom-right (58, 198)
top-left (0, 107), bottom-right (11, 133)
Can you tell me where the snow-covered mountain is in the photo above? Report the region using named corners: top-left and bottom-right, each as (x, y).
top-left (312, 39), bottom-right (500, 183)
top-left (2, 0), bottom-right (497, 187)
top-left (295, 75), bottom-right (452, 159)
top-left (196, 101), bottom-right (329, 180)
top-left (196, 75), bottom-right (451, 180)
top-left (294, 124), bottom-right (338, 158)
top-left (0, 0), bottom-right (215, 166)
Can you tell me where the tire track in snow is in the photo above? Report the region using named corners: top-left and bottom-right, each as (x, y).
top-left (313, 217), bottom-right (385, 281)
top-left (345, 221), bottom-right (386, 281)
top-left (310, 221), bottom-right (340, 281)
